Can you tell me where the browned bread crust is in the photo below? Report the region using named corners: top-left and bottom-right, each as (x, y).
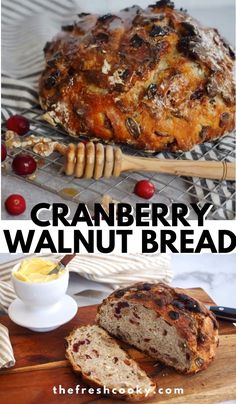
top-left (39, 1), bottom-right (235, 152)
top-left (96, 282), bottom-right (219, 374)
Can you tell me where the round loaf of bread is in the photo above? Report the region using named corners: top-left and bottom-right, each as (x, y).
top-left (96, 282), bottom-right (219, 374)
top-left (39, 1), bottom-right (235, 152)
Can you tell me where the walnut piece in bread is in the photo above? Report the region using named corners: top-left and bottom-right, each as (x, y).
top-left (39, 1), bottom-right (235, 152)
top-left (96, 282), bottom-right (219, 374)
top-left (65, 324), bottom-right (156, 401)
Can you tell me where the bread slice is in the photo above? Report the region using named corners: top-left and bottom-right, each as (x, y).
top-left (65, 325), bottom-right (156, 401)
top-left (96, 283), bottom-right (219, 374)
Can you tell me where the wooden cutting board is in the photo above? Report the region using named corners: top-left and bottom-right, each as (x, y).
top-left (0, 288), bottom-right (236, 404)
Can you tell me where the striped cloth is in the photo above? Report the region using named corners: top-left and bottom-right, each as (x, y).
top-left (0, 324), bottom-right (15, 369)
top-left (2, 0), bottom-right (76, 112)
top-left (68, 254), bottom-right (172, 288)
top-left (1, 0), bottom-right (235, 219)
top-left (0, 253), bottom-right (172, 368)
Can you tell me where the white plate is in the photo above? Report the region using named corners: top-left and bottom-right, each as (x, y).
top-left (8, 295), bottom-right (78, 332)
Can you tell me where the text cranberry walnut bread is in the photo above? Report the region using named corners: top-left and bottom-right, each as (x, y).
top-left (39, 1), bottom-right (235, 152)
top-left (96, 282), bottom-right (219, 374)
top-left (65, 325), bottom-right (156, 401)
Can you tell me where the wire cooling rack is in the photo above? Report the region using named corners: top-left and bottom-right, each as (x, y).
top-left (2, 106), bottom-right (236, 220)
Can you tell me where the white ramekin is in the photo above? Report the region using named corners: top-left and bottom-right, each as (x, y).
top-left (11, 259), bottom-right (69, 310)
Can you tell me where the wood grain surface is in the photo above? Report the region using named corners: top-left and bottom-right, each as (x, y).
top-left (0, 288), bottom-right (236, 404)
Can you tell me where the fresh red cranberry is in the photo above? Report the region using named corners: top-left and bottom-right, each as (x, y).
top-left (1, 144), bottom-right (7, 162)
top-left (12, 154), bottom-right (37, 176)
top-left (5, 194), bottom-right (26, 215)
top-left (134, 180), bottom-right (155, 199)
top-left (6, 115), bottom-right (30, 136)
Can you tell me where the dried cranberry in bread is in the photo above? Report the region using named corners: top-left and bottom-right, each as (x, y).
top-left (39, 1), bottom-right (235, 152)
top-left (96, 283), bottom-right (219, 374)
top-left (65, 325), bottom-right (156, 401)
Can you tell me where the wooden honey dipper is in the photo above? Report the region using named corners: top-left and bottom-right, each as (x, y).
top-left (61, 142), bottom-right (235, 181)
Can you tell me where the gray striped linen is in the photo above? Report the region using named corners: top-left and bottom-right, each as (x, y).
top-left (69, 254), bottom-right (172, 288)
top-left (1, 0), bottom-right (235, 219)
top-left (0, 324), bottom-right (15, 369)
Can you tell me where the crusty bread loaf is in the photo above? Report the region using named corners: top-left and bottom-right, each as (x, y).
top-left (96, 283), bottom-right (219, 374)
top-left (39, 1), bottom-right (235, 152)
top-left (65, 325), bottom-right (156, 401)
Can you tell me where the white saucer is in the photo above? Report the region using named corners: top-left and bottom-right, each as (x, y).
top-left (8, 295), bottom-right (78, 332)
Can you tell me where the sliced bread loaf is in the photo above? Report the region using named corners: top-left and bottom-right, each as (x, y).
top-left (96, 283), bottom-right (219, 374)
top-left (65, 324), bottom-right (156, 401)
